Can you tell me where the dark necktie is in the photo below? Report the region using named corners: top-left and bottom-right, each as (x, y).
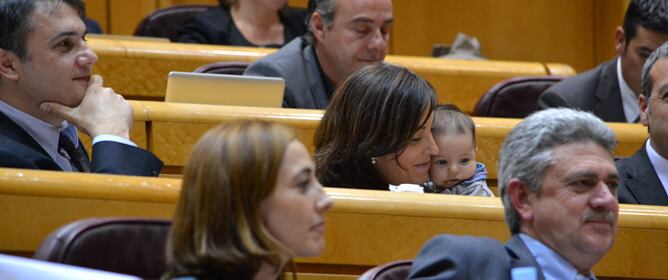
top-left (58, 132), bottom-right (90, 172)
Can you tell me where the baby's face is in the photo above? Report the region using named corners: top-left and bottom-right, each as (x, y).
top-left (429, 132), bottom-right (477, 189)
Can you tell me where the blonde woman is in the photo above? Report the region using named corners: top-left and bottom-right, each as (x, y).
top-left (164, 120), bottom-right (332, 279)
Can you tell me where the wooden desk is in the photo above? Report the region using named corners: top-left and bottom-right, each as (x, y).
top-left (126, 101), bottom-right (648, 180)
top-left (0, 168), bottom-right (666, 279)
top-left (89, 38), bottom-right (575, 113)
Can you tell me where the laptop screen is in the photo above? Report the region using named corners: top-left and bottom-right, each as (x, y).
top-left (165, 71), bottom-right (285, 108)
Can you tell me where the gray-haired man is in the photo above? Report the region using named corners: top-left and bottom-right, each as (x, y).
top-left (410, 108), bottom-right (619, 280)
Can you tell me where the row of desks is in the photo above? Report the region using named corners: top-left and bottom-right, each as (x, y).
top-left (39, 37), bottom-right (662, 279)
top-left (88, 36), bottom-right (575, 114)
top-left (109, 100), bottom-right (649, 183)
top-left (1, 168), bottom-right (667, 279)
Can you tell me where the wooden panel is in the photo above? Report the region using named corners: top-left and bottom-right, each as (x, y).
top-left (89, 38), bottom-right (572, 113)
top-left (593, 0), bottom-right (628, 64)
top-left (89, 38), bottom-right (271, 100)
top-left (85, 0), bottom-right (108, 33)
top-left (386, 56), bottom-right (550, 113)
top-left (109, 0), bottom-right (157, 35)
top-left (391, 0), bottom-right (595, 72)
top-left (142, 102), bottom-right (321, 167)
top-left (1, 169), bottom-right (667, 279)
top-left (95, 0), bottom-right (628, 73)
top-left (132, 101), bottom-right (648, 179)
top-left (546, 63), bottom-right (578, 76)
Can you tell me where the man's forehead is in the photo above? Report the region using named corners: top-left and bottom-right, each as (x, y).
top-left (336, 0), bottom-right (392, 22)
top-left (29, 3), bottom-right (85, 40)
top-left (650, 58), bottom-right (668, 93)
top-left (630, 26), bottom-right (668, 49)
top-left (550, 142), bottom-right (616, 173)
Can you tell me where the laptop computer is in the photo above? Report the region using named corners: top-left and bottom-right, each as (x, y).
top-left (165, 71), bottom-right (285, 107)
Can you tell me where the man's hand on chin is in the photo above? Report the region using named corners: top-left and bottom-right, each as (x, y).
top-left (39, 74), bottom-right (132, 139)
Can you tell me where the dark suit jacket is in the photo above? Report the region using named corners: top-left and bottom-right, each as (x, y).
top-left (0, 112), bottom-right (163, 176)
top-left (616, 142), bottom-right (668, 205)
top-left (176, 5), bottom-right (307, 48)
top-left (409, 234), bottom-right (544, 280)
top-left (244, 37), bottom-right (330, 109)
top-left (538, 59), bottom-right (627, 122)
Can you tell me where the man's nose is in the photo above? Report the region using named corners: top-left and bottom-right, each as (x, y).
top-left (590, 181), bottom-right (618, 210)
top-left (367, 29), bottom-right (388, 55)
top-left (77, 44), bottom-right (98, 66)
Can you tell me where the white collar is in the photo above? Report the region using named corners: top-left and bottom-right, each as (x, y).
top-left (616, 58), bottom-right (640, 123)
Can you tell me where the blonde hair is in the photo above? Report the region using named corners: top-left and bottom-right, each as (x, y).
top-left (164, 120), bottom-right (296, 279)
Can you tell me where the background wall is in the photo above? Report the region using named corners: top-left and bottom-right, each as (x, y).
top-left (85, 0), bottom-right (628, 72)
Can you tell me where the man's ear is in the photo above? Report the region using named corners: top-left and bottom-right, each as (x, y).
top-left (639, 93), bottom-right (650, 126)
top-left (507, 178), bottom-right (534, 223)
top-left (0, 49), bottom-right (19, 81)
top-left (311, 12), bottom-right (326, 43)
top-left (615, 26), bottom-right (626, 56)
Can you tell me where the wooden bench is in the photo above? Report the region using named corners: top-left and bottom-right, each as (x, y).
top-left (0, 168), bottom-right (666, 279)
top-left (88, 37), bottom-right (575, 113)
top-left (119, 101), bottom-right (648, 181)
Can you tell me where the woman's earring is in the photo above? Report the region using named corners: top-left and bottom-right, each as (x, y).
top-left (371, 157), bottom-right (377, 165)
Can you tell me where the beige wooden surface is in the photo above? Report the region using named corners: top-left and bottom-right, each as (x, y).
top-left (0, 168), bottom-right (666, 279)
top-left (126, 101), bottom-right (647, 180)
top-left (85, 0), bottom-right (626, 72)
top-left (89, 38), bottom-right (575, 113)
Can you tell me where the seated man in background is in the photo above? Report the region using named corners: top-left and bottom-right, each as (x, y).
top-left (539, 0), bottom-right (668, 123)
top-left (616, 42), bottom-right (668, 206)
top-left (410, 108), bottom-right (619, 279)
top-left (244, 0), bottom-right (393, 109)
top-left (0, 0), bottom-right (162, 176)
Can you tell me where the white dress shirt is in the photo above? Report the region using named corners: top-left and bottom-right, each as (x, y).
top-left (616, 58), bottom-right (640, 123)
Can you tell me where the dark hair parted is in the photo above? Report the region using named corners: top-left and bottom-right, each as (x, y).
top-left (622, 0), bottom-right (668, 43)
top-left (0, 0), bottom-right (85, 61)
top-left (432, 104), bottom-right (476, 146)
top-left (314, 63), bottom-right (437, 190)
top-left (164, 121), bottom-right (296, 279)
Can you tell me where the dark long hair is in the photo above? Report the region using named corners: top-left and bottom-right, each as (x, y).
top-left (314, 63), bottom-right (437, 190)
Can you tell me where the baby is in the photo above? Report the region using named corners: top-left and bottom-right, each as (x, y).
top-left (425, 105), bottom-right (493, 196)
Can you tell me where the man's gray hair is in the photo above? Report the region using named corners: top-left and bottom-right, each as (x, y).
top-left (641, 42), bottom-right (668, 100)
top-left (498, 108), bottom-right (616, 234)
top-left (305, 0), bottom-right (337, 44)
